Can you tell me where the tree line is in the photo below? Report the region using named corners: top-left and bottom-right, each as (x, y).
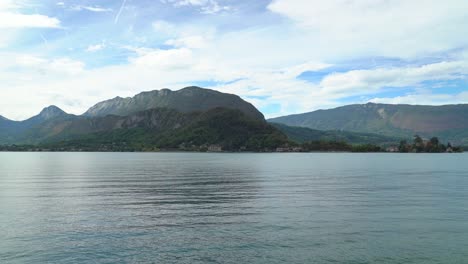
top-left (398, 135), bottom-right (463, 153)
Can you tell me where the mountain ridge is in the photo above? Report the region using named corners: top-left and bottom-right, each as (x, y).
top-left (83, 86), bottom-right (264, 120)
top-left (1, 89), bottom-right (468, 147)
top-left (271, 123), bottom-right (401, 145)
top-left (0, 87), bottom-right (278, 149)
top-left (269, 102), bottom-right (468, 144)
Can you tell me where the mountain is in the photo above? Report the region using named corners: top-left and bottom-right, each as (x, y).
top-left (29, 105), bottom-right (68, 122)
top-left (44, 108), bottom-right (287, 151)
top-left (83, 86), bottom-right (264, 120)
top-left (271, 123), bottom-right (400, 145)
top-left (269, 103), bottom-right (468, 145)
top-left (5, 88), bottom-right (466, 150)
top-left (22, 105), bottom-right (71, 127)
top-left (24, 108), bottom-right (192, 144)
top-left (0, 106), bottom-right (72, 144)
top-left (0, 116), bottom-right (16, 143)
top-left (0, 87), bottom-right (287, 150)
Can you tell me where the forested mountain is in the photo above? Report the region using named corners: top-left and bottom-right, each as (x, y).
top-left (271, 123), bottom-right (400, 145)
top-left (2, 88), bottom-right (467, 150)
top-left (269, 103), bottom-right (468, 145)
top-left (0, 87), bottom-right (286, 151)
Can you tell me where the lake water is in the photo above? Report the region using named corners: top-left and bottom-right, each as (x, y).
top-left (1, 153), bottom-right (468, 263)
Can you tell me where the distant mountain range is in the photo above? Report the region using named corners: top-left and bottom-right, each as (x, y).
top-left (269, 103), bottom-right (468, 145)
top-left (1, 87), bottom-right (467, 151)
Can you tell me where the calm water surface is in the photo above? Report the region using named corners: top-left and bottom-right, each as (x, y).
top-left (1, 152), bottom-right (468, 263)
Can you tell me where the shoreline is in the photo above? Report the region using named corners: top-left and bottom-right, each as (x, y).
top-left (0, 150), bottom-right (464, 154)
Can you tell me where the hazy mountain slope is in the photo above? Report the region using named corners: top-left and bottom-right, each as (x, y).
top-left (271, 123), bottom-right (400, 145)
top-left (269, 103), bottom-right (468, 144)
top-left (83, 86), bottom-right (264, 120)
top-left (0, 106), bottom-right (72, 144)
top-left (0, 117), bottom-right (18, 144)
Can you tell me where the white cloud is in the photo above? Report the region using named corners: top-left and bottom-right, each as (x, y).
top-left (130, 48), bottom-right (195, 69)
top-left (0, 53), bottom-right (86, 120)
top-left (2, 54), bottom-right (85, 75)
top-left (319, 61), bottom-right (468, 96)
top-left (161, 0), bottom-right (230, 14)
top-left (152, 20), bottom-right (177, 36)
top-left (1, 1), bottom-right (468, 120)
top-left (86, 43), bottom-right (106, 52)
top-left (370, 91), bottom-right (468, 106)
top-left (1, 44), bottom-right (467, 121)
top-left (268, 0), bottom-right (468, 58)
top-left (165, 35), bottom-right (207, 49)
top-left (48, 58), bottom-right (85, 75)
top-left (71, 5), bottom-right (113, 12)
top-left (199, 1), bottom-right (230, 14)
top-left (0, 1), bottom-right (17, 11)
top-left (0, 13), bottom-right (60, 28)
top-left (0, 0), bottom-right (60, 28)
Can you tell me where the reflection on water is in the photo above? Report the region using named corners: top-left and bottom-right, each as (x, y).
top-left (1, 152), bottom-right (468, 263)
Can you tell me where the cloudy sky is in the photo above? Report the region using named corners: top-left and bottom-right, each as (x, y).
top-left (1, 0), bottom-right (468, 120)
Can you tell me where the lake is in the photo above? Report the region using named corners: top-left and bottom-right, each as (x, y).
top-left (1, 152), bottom-right (467, 263)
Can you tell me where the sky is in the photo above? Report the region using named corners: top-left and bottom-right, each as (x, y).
top-left (1, 0), bottom-right (468, 120)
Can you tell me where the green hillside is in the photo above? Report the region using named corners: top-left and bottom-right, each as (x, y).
top-left (271, 123), bottom-right (401, 145)
top-left (40, 108), bottom-right (288, 151)
top-left (269, 103), bottom-right (468, 145)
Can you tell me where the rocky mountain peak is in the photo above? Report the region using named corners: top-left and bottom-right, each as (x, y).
top-left (37, 105), bottom-right (67, 120)
top-left (83, 86), bottom-right (264, 120)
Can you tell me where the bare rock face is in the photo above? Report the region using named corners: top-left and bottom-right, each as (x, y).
top-left (83, 86), bottom-right (264, 121)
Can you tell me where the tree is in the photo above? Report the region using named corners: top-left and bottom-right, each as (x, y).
top-left (399, 140), bottom-right (408, 152)
top-left (413, 135), bottom-right (424, 152)
top-left (427, 137), bottom-right (440, 152)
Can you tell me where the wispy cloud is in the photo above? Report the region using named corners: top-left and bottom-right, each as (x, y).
top-left (71, 5), bottom-right (113, 12)
top-left (86, 43), bottom-right (106, 52)
top-left (40, 34), bottom-right (49, 49)
top-left (161, 0), bottom-right (230, 14)
top-left (114, 0), bottom-right (128, 24)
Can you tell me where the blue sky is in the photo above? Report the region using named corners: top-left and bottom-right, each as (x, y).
top-left (1, 0), bottom-right (468, 120)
